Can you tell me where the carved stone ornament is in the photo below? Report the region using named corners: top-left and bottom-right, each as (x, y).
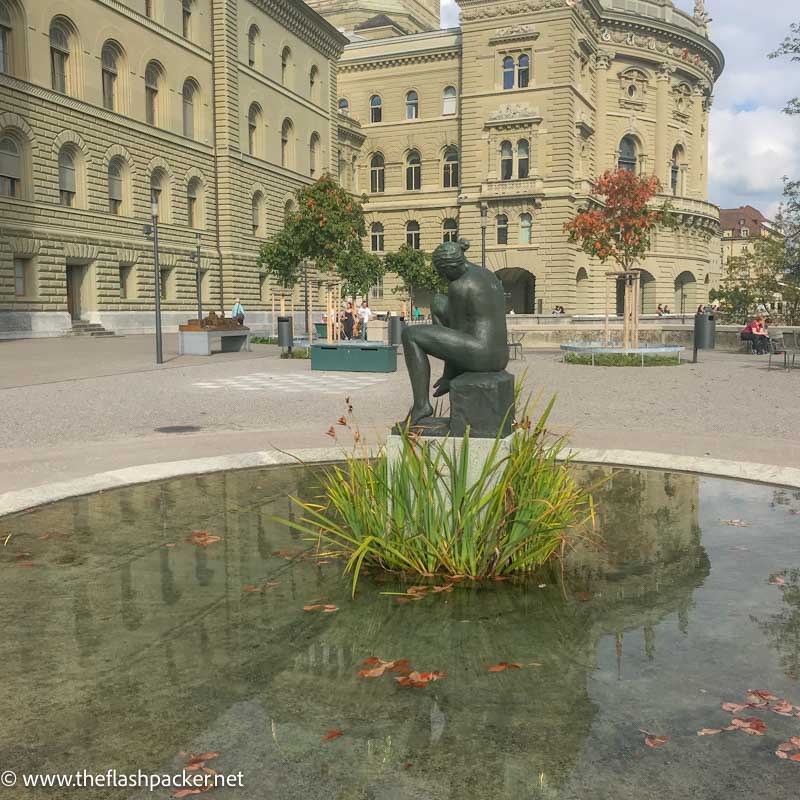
top-left (490, 23), bottom-right (541, 44)
top-left (487, 104), bottom-right (540, 123)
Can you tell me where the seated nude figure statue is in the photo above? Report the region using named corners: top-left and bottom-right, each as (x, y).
top-left (402, 239), bottom-right (509, 425)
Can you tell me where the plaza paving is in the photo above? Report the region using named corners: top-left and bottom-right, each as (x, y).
top-left (1, 333), bottom-right (799, 496)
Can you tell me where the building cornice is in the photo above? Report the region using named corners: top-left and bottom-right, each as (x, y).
top-left (339, 47), bottom-right (460, 72)
top-left (250, 0), bottom-right (349, 60)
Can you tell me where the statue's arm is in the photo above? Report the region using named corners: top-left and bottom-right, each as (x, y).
top-left (431, 293), bottom-right (449, 327)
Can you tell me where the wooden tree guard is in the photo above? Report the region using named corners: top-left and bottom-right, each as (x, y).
top-left (605, 270), bottom-right (641, 349)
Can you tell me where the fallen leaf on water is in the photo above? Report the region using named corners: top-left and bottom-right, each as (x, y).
top-left (396, 671), bottom-right (446, 688)
top-left (771, 700), bottom-right (795, 716)
top-left (770, 576), bottom-right (787, 586)
top-left (640, 730), bottom-right (669, 750)
top-left (165, 543), bottom-right (177, 548)
top-left (186, 531), bottom-right (221, 547)
top-left (172, 789), bottom-right (213, 798)
top-left (357, 658), bottom-right (411, 678)
top-left (776, 750), bottom-right (789, 759)
top-left (325, 426), bottom-right (336, 438)
top-left (396, 596), bottom-right (423, 604)
top-left (641, 732), bottom-right (668, 749)
top-left (791, 754), bottom-right (800, 762)
top-left (322, 729), bottom-right (343, 742)
top-left (431, 584), bottom-right (454, 593)
top-left (14, 552), bottom-right (31, 560)
top-left (303, 604), bottom-right (338, 613)
top-left (19, 562), bottom-right (35, 567)
top-left (697, 729), bottom-right (723, 736)
top-left (721, 702), bottom-right (746, 714)
top-left (488, 662), bottom-right (522, 673)
top-left (577, 591), bottom-right (592, 602)
top-left (720, 519), bottom-right (749, 527)
top-left (731, 717), bottom-right (767, 735)
top-left (243, 585), bottom-right (260, 593)
top-left (184, 753), bottom-right (219, 772)
top-left (493, 576), bottom-right (509, 582)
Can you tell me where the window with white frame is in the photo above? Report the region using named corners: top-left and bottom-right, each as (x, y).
top-left (443, 86), bottom-right (457, 115)
top-left (0, 135), bottom-right (21, 197)
top-left (371, 222), bottom-right (384, 252)
top-left (406, 220), bottom-right (421, 250)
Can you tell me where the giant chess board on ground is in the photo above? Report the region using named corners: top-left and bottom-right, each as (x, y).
top-left (192, 372), bottom-right (388, 394)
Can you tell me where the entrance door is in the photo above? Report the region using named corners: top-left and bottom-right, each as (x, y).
top-left (66, 265), bottom-right (84, 320)
top-left (496, 268), bottom-right (536, 314)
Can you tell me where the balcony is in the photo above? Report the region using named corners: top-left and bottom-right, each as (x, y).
top-left (481, 177), bottom-right (545, 200)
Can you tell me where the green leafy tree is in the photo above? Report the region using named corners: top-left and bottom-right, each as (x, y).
top-left (257, 175), bottom-right (383, 295)
top-left (385, 245), bottom-right (446, 306)
top-left (769, 22), bottom-right (800, 116)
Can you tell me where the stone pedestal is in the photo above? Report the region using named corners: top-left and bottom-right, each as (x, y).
top-left (449, 370), bottom-right (515, 438)
top-left (387, 432), bottom-right (515, 505)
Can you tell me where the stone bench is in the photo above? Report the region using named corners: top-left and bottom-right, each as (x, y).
top-left (178, 329), bottom-right (251, 356)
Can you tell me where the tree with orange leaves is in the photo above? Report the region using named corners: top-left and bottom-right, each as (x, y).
top-left (564, 169), bottom-right (674, 272)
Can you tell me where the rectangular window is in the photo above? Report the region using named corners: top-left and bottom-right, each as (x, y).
top-left (119, 265), bottom-right (134, 299)
top-left (0, 176), bottom-right (18, 197)
top-left (51, 51), bottom-right (67, 93)
top-left (182, 9), bottom-right (191, 39)
top-left (188, 194), bottom-right (196, 228)
top-left (146, 88), bottom-right (157, 126)
top-left (102, 69), bottom-right (115, 110)
top-left (14, 258), bottom-right (29, 297)
top-left (0, 26), bottom-right (9, 74)
top-left (371, 276), bottom-right (384, 300)
top-left (159, 268), bottom-right (170, 300)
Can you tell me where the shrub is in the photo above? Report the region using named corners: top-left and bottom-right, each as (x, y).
top-left (277, 398), bottom-right (595, 591)
top-left (564, 353), bottom-right (682, 367)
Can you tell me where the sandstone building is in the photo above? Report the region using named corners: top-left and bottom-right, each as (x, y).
top-left (0, 0), bottom-right (356, 337)
top-left (319, 0), bottom-right (724, 315)
top-left (719, 205), bottom-right (777, 266)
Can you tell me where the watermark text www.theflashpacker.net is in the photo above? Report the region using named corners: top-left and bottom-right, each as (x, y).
top-left (0, 769), bottom-right (244, 792)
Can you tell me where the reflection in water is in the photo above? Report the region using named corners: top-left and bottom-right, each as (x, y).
top-left (755, 569), bottom-right (800, 680)
top-left (0, 465), bottom-right (796, 799)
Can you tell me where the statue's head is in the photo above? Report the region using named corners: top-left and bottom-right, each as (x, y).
top-left (433, 238), bottom-right (470, 282)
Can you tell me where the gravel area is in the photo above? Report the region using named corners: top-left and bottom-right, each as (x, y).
top-left (2, 335), bottom-right (798, 493)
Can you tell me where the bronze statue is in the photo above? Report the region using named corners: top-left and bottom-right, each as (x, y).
top-left (401, 240), bottom-right (511, 432)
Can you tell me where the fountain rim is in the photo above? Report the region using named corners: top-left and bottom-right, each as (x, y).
top-left (2, 447), bottom-right (800, 518)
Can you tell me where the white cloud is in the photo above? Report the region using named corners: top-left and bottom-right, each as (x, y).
top-left (438, 0), bottom-right (800, 214)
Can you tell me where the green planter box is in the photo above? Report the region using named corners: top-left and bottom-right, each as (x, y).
top-left (311, 343), bottom-right (397, 373)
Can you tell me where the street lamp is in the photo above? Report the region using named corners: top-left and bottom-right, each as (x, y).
top-left (148, 199), bottom-right (164, 365)
top-left (191, 231), bottom-right (203, 321)
top-left (480, 204), bottom-right (488, 269)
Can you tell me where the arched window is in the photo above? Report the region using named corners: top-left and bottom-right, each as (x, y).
top-left (49, 20), bottom-right (70, 94)
top-left (281, 46), bottom-right (291, 86)
top-left (406, 220), bottom-right (421, 250)
top-left (443, 86), bottom-right (457, 116)
top-left (338, 98), bottom-right (349, 115)
top-left (309, 132), bottom-right (321, 178)
top-left (371, 222), bottom-right (384, 252)
top-left (520, 213), bottom-right (533, 245)
top-left (351, 155), bottom-right (358, 191)
top-left (518, 54), bottom-right (530, 88)
top-left (101, 42), bottom-right (121, 111)
top-left (370, 153), bottom-right (385, 193)
top-left (247, 25), bottom-right (259, 69)
top-left (107, 157), bottom-right (125, 215)
top-left (517, 139), bottom-right (530, 179)
top-left (182, 79), bottom-right (198, 140)
top-left (181, 0), bottom-right (193, 40)
top-left (187, 177), bottom-right (202, 228)
top-left (309, 66), bottom-right (319, 102)
top-left (0, 3), bottom-right (12, 75)
top-left (500, 141), bottom-right (513, 180)
top-left (405, 90), bottom-right (419, 120)
top-left (281, 118), bottom-right (294, 168)
top-left (150, 168), bottom-right (169, 221)
top-left (442, 218), bottom-right (458, 243)
top-left (252, 191), bottom-right (265, 236)
top-left (618, 135), bottom-right (638, 172)
top-left (247, 103), bottom-right (262, 156)
top-left (406, 150), bottom-right (421, 190)
top-left (503, 56), bottom-right (515, 90)
top-left (145, 0), bottom-right (154, 19)
top-left (443, 146), bottom-right (459, 188)
top-left (370, 94), bottom-right (382, 124)
top-left (671, 145), bottom-right (685, 195)
top-left (0, 135), bottom-right (21, 197)
top-left (58, 146), bottom-right (76, 207)
top-left (145, 61), bottom-right (164, 126)
top-left (496, 214), bottom-right (508, 245)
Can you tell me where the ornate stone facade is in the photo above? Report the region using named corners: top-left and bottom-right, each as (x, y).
top-left (0, 0), bottom-right (349, 337)
top-left (333, 0), bottom-right (724, 314)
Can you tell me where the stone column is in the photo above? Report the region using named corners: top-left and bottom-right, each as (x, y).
top-left (594, 51), bottom-right (614, 174)
top-left (655, 63), bottom-right (673, 188)
top-left (690, 82), bottom-right (707, 198)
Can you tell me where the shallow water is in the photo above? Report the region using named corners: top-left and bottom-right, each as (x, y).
top-left (0, 465), bottom-right (798, 800)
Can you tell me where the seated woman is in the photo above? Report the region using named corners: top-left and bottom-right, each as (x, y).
top-left (741, 316), bottom-right (770, 355)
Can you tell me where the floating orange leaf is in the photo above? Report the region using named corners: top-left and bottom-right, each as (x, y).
top-left (337, 416), bottom-right (348, 426)
top-left (396, 670), bottom-right (446, 688)
top-left (184, 753), bottom-right (219, 772)
top-left (731, 717), bottom-right (767, 735)
top-left (325, 426), bottom-right (336, 438)
top-left (488, 662), bottom-right (522, 673)
top-left (770, 575), bottom-right (787, 586)
top-left (243, 585), bottom-right (259, 593)
top-left (322, 729), bottom-right (343, 742)
top-left (642, 732), bottom-right (668, 749)
top-left (357, 657), bottom-right (410, 678)
top-left (303, 604), bottom-right (338, 613)
top-left (721, 702), bottom-right (746, 714)
top-left (697, 729), bottom-right (723, 736)
top-left (186, 531), bottom-right (221, 547)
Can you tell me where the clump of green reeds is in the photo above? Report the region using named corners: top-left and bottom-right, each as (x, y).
top-left (278, 396), bottom-right (594, 591)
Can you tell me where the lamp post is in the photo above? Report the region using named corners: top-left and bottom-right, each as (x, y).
top-left (192, 231), bottom-right (203, 321)
top-left (149, 199), bottom-right (164, 365)
top-left (480, 204), bottom-right (488, 269)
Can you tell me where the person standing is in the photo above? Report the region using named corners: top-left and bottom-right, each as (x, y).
top-left (358, 300), bottom-right (373, 340)
top-left (341, 302), bottom-right (355, 340)
top-left (231, 297), bottom-right (245, 325)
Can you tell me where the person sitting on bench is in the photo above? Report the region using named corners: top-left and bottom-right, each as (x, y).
top-left (741, 316), bottom-right (770, 355)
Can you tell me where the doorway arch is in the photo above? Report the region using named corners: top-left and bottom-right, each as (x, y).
top-left (496, 268), bottom-right (535, 314)
top-left (576, 268), bottom-right (589, 312)
top-left (674, 271), bottom-right (696, 315)
top-left (639, 269), bottom-right (657, 314)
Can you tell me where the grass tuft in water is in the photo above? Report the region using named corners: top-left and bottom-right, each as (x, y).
top-left (276, 396), bottom-right (595, 591)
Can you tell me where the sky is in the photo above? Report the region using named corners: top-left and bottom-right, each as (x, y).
top-left (440, 0), bottom-right (800, 216)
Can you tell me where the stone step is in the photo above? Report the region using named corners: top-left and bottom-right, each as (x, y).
top-left (69, 321), bottom-right (116, 337)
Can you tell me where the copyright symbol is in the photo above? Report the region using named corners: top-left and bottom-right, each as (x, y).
top-left (0, 771), bottom-right (16, 787)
